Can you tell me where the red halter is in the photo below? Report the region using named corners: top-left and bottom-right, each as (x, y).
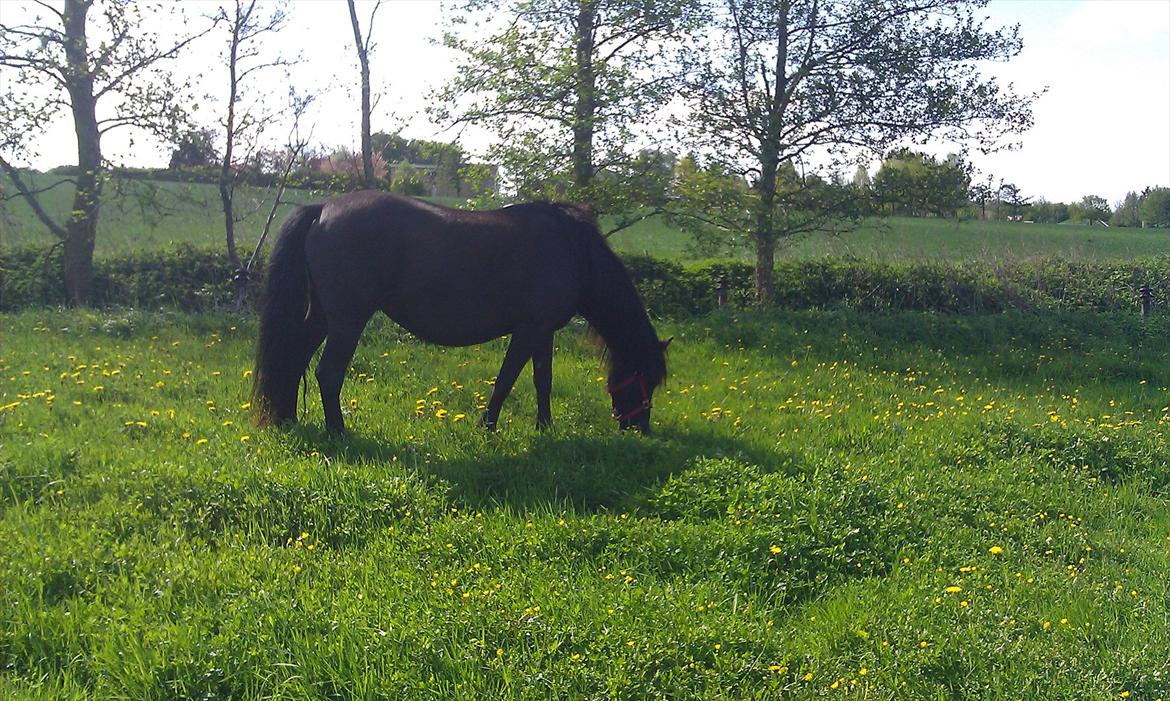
top-left (607, 372), bottom-right (651, 422)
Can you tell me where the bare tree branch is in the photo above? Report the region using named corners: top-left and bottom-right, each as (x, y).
top-left (0, 155), bottom-right (67, 239)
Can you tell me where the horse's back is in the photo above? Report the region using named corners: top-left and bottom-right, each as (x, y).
top-left (303, 192), bottom-right (587, 345)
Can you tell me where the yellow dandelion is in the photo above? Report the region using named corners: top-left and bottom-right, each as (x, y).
top-left (989, 546), bottom-right (1004, 555)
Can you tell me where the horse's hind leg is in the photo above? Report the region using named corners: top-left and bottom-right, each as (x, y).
top-left (480, 331), bottom-right (535, 431)
top-left (532, 332), bottom-right (554, 430)
top-left (316, 314), bottom-right (370, 432)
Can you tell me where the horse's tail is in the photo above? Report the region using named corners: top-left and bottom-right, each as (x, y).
top-left (252, 203), bottom-right (325, 427)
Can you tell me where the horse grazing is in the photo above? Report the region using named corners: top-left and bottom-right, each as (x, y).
top-left (251, 192), bottom-right (669, 434)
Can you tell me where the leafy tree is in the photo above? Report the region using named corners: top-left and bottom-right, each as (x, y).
top-left (969, 175), bottom-right (997, 221)
top-left (169, 128), bottom-right (220, 168)
top-left (372, 132), bottom-right (469, 192)
top-left (1030, 198), bottom-right (1069, 224)
top-left (389, 162), bottom-right (425, 196)
top-left (435, 0), bottom-right (704, 230)
top-left (1139, 187), bottom-right (1170, 227)
top-left (872, 150), bottom-right (970, 218)
top-left (997, 182), bottom-right (1031, 219)
top-left (1072, 194), bottom-right (1110, 224)
top-left (678, 0), bottom-right (1037, 299)
top-left (666, 155), bottom-right (754, 256)
top-left (873, 150), bottom-right (922, 216)
top-left (851, 165), bottom-right (872, 191)
top-left (668, 155), bottom-right (859, 258)
top-left (850, 164), bottom-right (873, 215)
top-left (1111, 191), bottom-right (1141, 228)
top-left (0, 0), bottom-right (206, 304)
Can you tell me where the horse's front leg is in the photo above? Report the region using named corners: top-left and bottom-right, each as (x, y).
top-left (480, 332), bottom-right (533, 431)
top-left (531, 333), bottom-right (554, 431)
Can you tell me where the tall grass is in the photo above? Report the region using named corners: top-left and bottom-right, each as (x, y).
top-left (2, 308), bottom-right (1167, 699)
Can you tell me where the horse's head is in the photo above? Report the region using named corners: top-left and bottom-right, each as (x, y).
top-left (607, 337), bottom-right (671, 433)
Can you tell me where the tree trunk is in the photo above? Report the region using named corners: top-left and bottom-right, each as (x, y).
top-left (750, 0), bottom-right (789, 302)
top-left (221, 2), bottom-right (244, 304)
top-left (62, 0), bottom-right (102, 306)
top-left (571, 1), bottom-right (596, 190)
top-left (753, 165), bottom-right (778, 302)
top-left (348, 0), bottom-right (374, 188)
top-left (753, 232), bottom-right (776, 303)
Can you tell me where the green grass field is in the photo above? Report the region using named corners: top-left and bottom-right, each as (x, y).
top-left (2, 308), bottom-right (1167, 699)
top-left (3, 173), bottom-right (1167, 261)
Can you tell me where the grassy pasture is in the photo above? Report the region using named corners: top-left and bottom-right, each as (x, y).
top-left (1, 308), bottom-right (1168, 699)
top-left (3, 173), bottom-right (1167, 261)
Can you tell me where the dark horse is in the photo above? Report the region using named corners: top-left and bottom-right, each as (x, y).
top-left (251, 192), bottom-right (669, 434)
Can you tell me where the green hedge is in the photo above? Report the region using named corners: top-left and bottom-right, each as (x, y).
top-left (624, 254), bottom-right (1169, 317)
top-left (0, 246), bottom-right (235, 311)
top-left (1, 245), bottom-right (1166, 316)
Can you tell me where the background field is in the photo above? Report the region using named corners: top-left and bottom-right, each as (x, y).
top-left (3, 174), bottom-right (1167, 261)
top-left (2, 308), bottom-right (1168, 699)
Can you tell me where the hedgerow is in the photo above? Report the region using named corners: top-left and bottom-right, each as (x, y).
top-left (1, 245), bottom-right (1166, 316)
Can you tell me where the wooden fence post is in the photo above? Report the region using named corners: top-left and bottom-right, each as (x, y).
top-left (1139, 283), bottom-right (1153, 319)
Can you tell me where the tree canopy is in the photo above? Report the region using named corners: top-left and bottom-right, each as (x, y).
top-left (435, 0), bottom-right (704, 228)
top-left (872, 150), bottom-right (971, 218)
top-left (0, 0), bottom-right (205, 304)
top-left (678, 0), bottom-right (1038, 298)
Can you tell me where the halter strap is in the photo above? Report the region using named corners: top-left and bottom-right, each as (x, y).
top-left (607, 372), bottom-right (651, 422)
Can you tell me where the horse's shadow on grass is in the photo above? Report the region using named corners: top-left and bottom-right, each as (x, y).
top-left (293, 423), bottom-right (795, 515)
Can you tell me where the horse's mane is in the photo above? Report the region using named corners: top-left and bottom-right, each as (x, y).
top-left (555, 204), bottom-right (666, 391)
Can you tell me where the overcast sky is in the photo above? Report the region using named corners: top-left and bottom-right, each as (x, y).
top-left (5, 0), bottom-right (1169, 205)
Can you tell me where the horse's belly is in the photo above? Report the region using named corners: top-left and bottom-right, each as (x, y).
top-left (381, 268), bottom-right (578, 347)
top-left (381, 298), bottom-right (511, 347)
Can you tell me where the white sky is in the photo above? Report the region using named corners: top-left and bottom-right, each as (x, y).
top-left (3, 0), bottom-right (1169, 206)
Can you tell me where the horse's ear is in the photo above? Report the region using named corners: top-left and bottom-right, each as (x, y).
top-left (660, 337), bottom-right (673, 351)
